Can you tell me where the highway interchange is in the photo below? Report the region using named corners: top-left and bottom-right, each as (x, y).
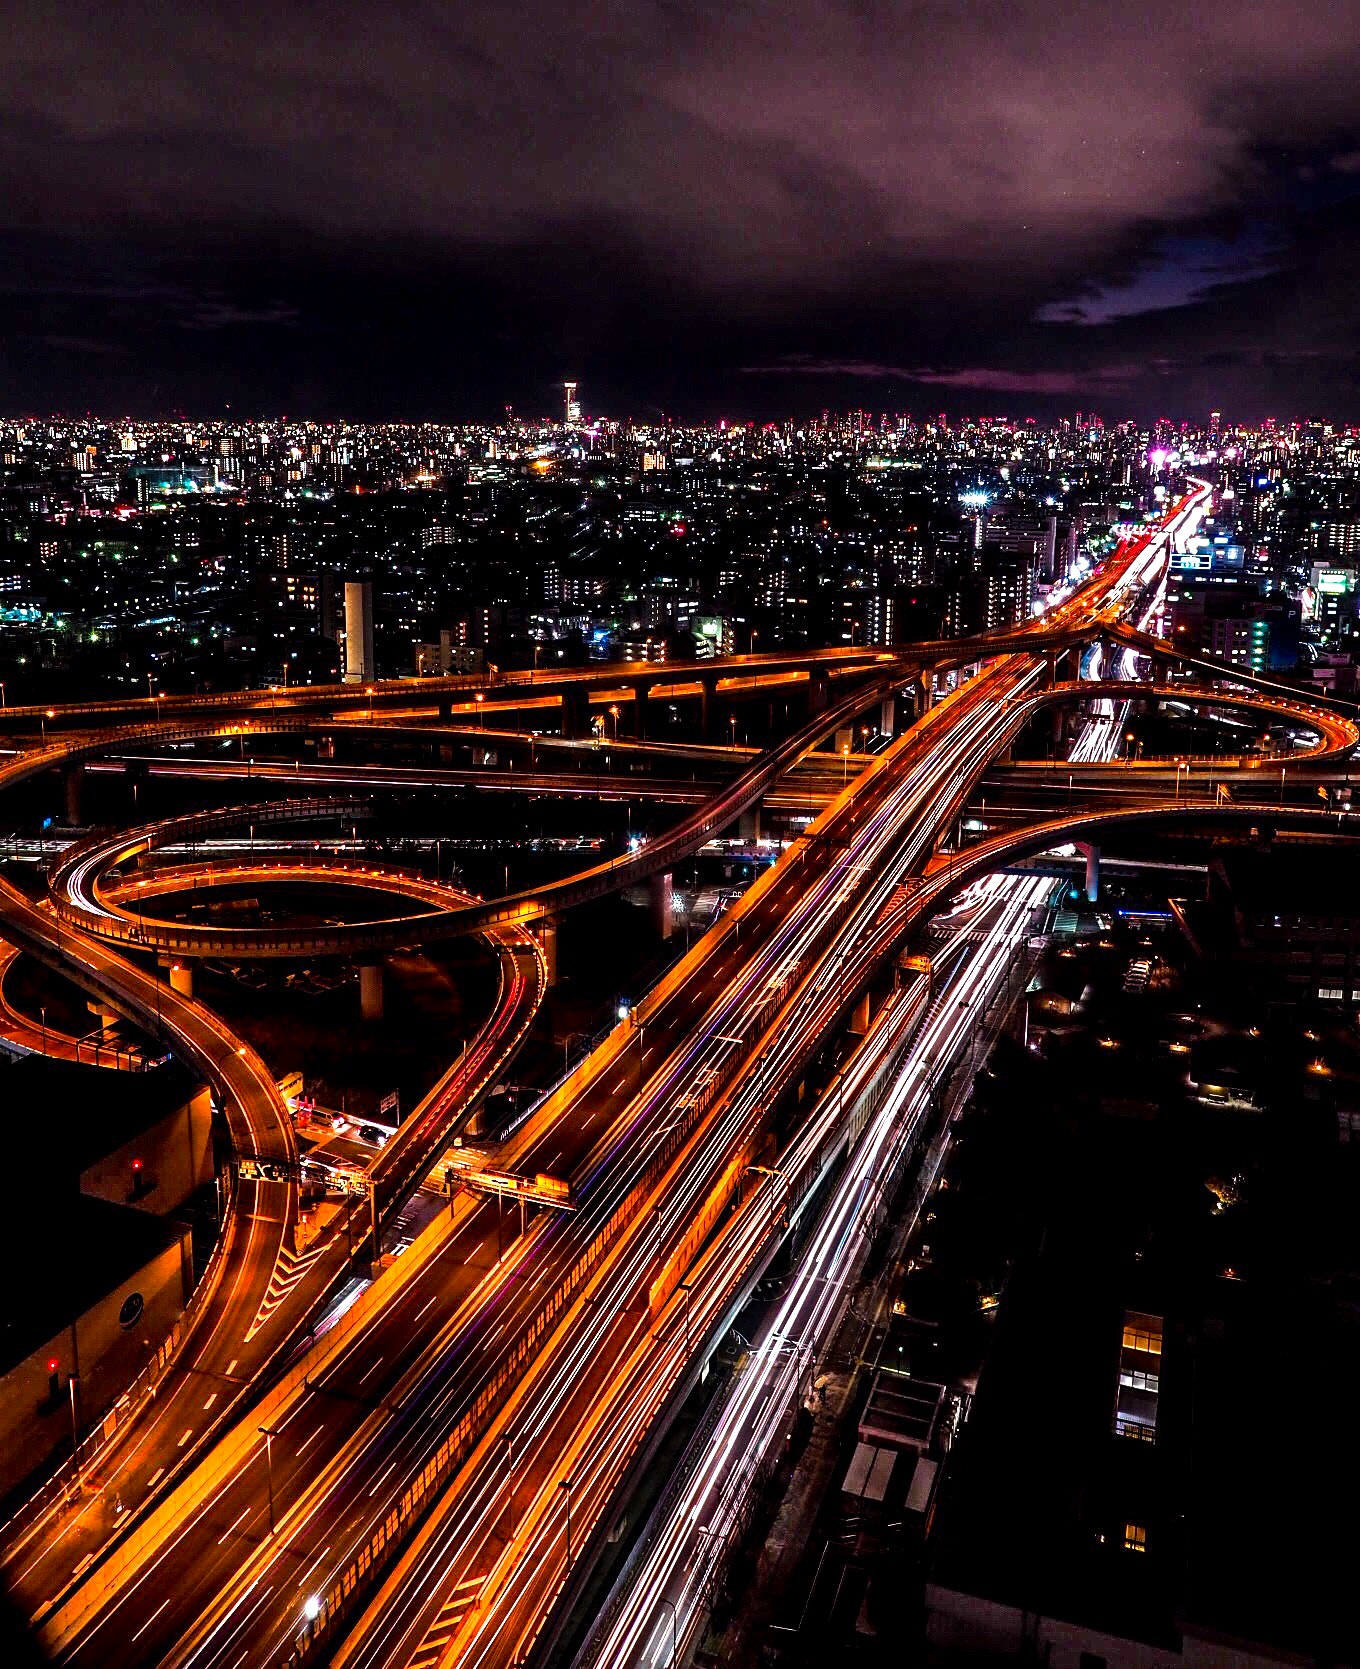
top-left (2, 482), bottom-right (1356, 1668)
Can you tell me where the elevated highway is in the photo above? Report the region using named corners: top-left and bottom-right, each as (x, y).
top-left (0, 485), bottom-right (1243, 1664)
top-left (22, 491), bottom-right (1214, 1666)
top-left (45, 675), bottom-right (908, 959)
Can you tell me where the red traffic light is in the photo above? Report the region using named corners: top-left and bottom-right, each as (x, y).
top-left (47, 1358), bottom-right (59, 1374)
top-left (132, 1158), bottom-right (143, 1172)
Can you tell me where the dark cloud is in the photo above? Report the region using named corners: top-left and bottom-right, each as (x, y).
top-left (2, 1), bottom-right (1360, 416)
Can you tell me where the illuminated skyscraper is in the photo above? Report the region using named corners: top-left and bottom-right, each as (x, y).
top-left (343, 580), bottom-right (374, 683)
top-left (564, 382), bottom-right (581, 426)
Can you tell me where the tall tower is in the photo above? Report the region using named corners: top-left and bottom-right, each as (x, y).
top-left (343, 580), bottom-right (375, 684)
top-left (564, 382), bottom-right (581, 426)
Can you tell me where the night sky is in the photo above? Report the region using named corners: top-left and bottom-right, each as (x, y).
top-left (5, 0), bottom-right (1360, 422)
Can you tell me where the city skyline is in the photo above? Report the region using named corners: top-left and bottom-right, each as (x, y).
top-left (2, 7), bottom-right (1359, 1665)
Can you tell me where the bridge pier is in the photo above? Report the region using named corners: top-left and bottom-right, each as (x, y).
top-left (1078, 842), bottom-right (1100, 902)
top-left (808, 672), bottom-right (829, 716)
top-left (739, 802), bottom-right (762, 845)
top-left (359, 963), bottom-right (384, 1021)
top-left (634, 684), bottom-right (650, 739)
top-left (561, 686), bottom-right (590, 739)
top-left (848, 988), bottom-right (871, 1036)
top-left (879, 694), bottom-right (897, 739)
top-left (651, 871), bottom-right (673, 940)
top-left (62, 762), bottom-right (84, 826)
top-left (698, 674), bottom-right (716, 740)
top-left (536, 918), bottom-right (559, 986)
top-left (166, 961), bottom-right (194, 999)
top-left (88, 998), bottom-right (120, 1032)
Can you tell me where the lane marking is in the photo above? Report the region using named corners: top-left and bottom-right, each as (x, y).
top-left (216, 1505), bottom-right (251, 1546)
top-left (131, 1596), bottom-right (172, 1642)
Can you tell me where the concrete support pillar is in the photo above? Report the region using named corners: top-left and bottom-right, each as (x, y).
top-left (634, 685), bottom-right (650, 739)
top-left (537, 918), bottom-right (559, 986)
top-left (167, 962), bottom-right (194, 999)
top-left (698, 674), bottom-right (716, 740)
top-left (912, 673), bottom-right (932, 717)
top-left (879, 695), bottom-right (897, 739)
top-left (1153, 655), bottom-right (1169, 686)
top-left (808, 672), bottom-right (829, 715)
top-left (438, 696), bottom-right (454, 721)
top-left (359, 962), bottom-right (384, 1021)
top-left (62, 762), bottom-right (84, 826)
top-left (651, 870), bottom-right (673, 940)
top-left (739, 802), bottom-right (762, 846)
top-left (1079, 842), bottom-right (1100, 903)
top-left (561, 686), bottom-right (590, 739)
top-left (849, 988), bottom-right (871, 1036)
top-left (439, 742), bottom-right (454, 765)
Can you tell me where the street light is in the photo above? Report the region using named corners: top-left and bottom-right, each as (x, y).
top-left (476, 692), bottom-right (485, 729)
top-left (502, 1431), bottom-right (516, 1542)
top-left (609, 703), bottom-right (620, 740)
top-left (259, 1425), bottom-right (279, 1536)
top-left (559, 1476), bottom-right (574, 1570)
top-left (68, 1373), bottom-right (81, 1485)
top-left (658, 1598), bottom-right (678, 1669)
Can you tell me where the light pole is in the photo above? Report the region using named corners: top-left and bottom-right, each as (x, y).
top-left (658, 1598), bottom-right (678, 1668)
top-left (259, 1425), bottom-right (279, 1536)
top-left (476, 692), bottom-right (485, 729)
top-left (40, 1004), bottom-right (47, 1056)
top-left (609, 703), bottom-right (620, 741)
top-left (747, 1163), bottom-right (790, 1234)
top-left (559, 1477), bottom-right (573, 1571)
top-left (502, 1431), bottom-right (515, 1543)
top-left (69, 1373), bottom-right (81, 1485)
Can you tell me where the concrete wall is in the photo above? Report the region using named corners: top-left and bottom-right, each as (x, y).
top-left (79, 1087), bottom-right (213, 1215)
top-left (0, 1228), bottom-right (190, 1500)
